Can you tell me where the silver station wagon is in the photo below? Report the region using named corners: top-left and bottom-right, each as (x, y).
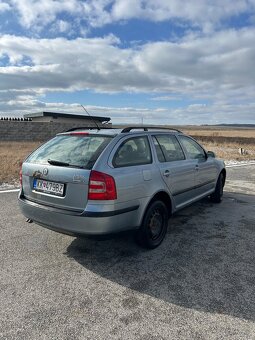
top-left (19, 126), bottom-right (226, 248)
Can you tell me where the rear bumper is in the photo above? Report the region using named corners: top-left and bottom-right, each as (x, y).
top-left (18, 194), bottom-right (140, 236)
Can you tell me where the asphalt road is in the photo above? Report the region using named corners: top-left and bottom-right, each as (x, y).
top-left (0, 166), bottom-right (255, 340)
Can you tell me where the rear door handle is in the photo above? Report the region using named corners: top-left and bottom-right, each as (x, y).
top-left (163, 170), bottom-right (170, 177)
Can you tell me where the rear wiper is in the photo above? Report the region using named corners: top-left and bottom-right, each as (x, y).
top-left (48, 159), bottom-right (70, 167)
top-left (47, 159), bottom-right (86, 169)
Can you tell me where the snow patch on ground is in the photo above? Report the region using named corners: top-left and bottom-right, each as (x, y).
top-left (0, 182), bottom-right (19, 191)
top-left (225, 160), bottom-right (255, 166)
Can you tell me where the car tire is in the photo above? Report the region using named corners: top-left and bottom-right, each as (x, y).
top-left (210, 173), bottom-right (224, 203)
top-left (137, 200), bottom-right (168, 249)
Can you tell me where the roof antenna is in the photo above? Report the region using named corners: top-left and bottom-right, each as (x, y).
top-left (80, 104), bottom-right (100, 130)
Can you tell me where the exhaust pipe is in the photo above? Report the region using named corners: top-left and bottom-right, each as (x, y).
top-left (26, 218), bottom-right (33, 223)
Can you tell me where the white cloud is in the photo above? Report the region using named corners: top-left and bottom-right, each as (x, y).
top-left (151, 95), bottom-right (183, 101)
top-left (1, 1), bottom-right (255, 124)
top-left (1, 28), bottom-right (254, 95)
top-left (7, 0), bottom-right (255, 33)
top-left (1, 27), bottom-right (255, 123)
top-left (10, 0), bottom-right (81, 28)
top-left (0, 1), bottom-right (10, 12)
top-left (2, 95), bottom-right (255, 125)
top-left (56, 20), bottom-right (71, 33)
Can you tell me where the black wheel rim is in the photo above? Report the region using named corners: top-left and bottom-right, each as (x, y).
top-left (148, 208), bottom-right (164, 240)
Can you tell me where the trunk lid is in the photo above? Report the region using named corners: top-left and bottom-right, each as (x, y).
top-left (22, 163), bottom-right (90, 211)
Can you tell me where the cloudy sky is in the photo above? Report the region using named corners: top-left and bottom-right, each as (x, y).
top-left (0, 0), bottom-right (255, 124)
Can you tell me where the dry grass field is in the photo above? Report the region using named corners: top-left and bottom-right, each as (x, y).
top-left (0, 141), bottom-right (42, 185)
top-left (181, 128), bottom-right (255, 138)
top-left (183, 127), bottom-right (255, 161)
top-left (0, 127), bottom-right (254, 184)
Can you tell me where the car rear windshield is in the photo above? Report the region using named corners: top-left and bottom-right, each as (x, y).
top-left (26, 134), bottom-right (112, 169)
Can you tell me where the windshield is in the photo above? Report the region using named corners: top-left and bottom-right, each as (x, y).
top-left (26, 134), bottom-right (112, 169)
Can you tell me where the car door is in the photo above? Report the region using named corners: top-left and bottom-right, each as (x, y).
top-left (178, 135), bottom-right (217, 197)
top-left (108, 135), bottom-right (158, 206)
top-left (152, 134), bottom-right (196, 209)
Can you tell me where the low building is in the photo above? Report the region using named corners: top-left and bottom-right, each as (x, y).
top-left (23, 111), bottom-right (111, 127)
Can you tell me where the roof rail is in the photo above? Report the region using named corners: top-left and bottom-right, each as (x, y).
top-left (121, 126), bottom-right (182, 133)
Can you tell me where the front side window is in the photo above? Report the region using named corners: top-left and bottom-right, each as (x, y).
top-left (113, 136), bottom-right (152, 167)
top-left (26, 134), bottom-right (112, 169)
top-left (178, 135), bottom-right (206, 160)
top-left (153, 135), bottom-right (185, 162)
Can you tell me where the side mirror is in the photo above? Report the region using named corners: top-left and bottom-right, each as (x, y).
top-left (207, 151), bottom-right (216, 158)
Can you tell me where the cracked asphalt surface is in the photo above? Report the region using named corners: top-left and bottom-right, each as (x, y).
top-left (0, 165), bottom-right (255, 340)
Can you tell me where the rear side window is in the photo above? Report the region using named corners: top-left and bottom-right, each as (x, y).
top-left (26, 135), bottom-right (112, 169)
top-left (113, 136), bottom-right (152, 167)
top-left (153, 135), bottom-right (185, 162)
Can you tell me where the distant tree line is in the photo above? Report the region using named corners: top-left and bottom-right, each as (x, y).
top-left (0, 117), bottom-right (32, 121)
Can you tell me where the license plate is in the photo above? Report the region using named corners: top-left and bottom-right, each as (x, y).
top-left (33, 179), bottom-right (65, 197)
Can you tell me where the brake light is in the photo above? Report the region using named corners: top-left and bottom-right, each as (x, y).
top-left (19, 163), bottom-right (22, 187)
top-left (69, 132), bottom-right (89, 136)
top-left (88, 170), bottom-right (117, 200)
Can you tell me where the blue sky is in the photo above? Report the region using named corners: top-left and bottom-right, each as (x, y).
top-left (0, 0), bottom-right (255, 125)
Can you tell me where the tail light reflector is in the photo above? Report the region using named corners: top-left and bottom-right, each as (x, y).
top-left (19, 163), bottom-right (22, 187)
top-left (88, 170), bottom-right (117, 200)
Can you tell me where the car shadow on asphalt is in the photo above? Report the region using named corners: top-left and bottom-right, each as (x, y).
top-left (65, 192), bottom-right (255, 321)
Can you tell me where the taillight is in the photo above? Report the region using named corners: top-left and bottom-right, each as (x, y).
top-left (88, 170), bottom-right (117, 200)
top-left (19, 163), bottom-right (22, 187)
